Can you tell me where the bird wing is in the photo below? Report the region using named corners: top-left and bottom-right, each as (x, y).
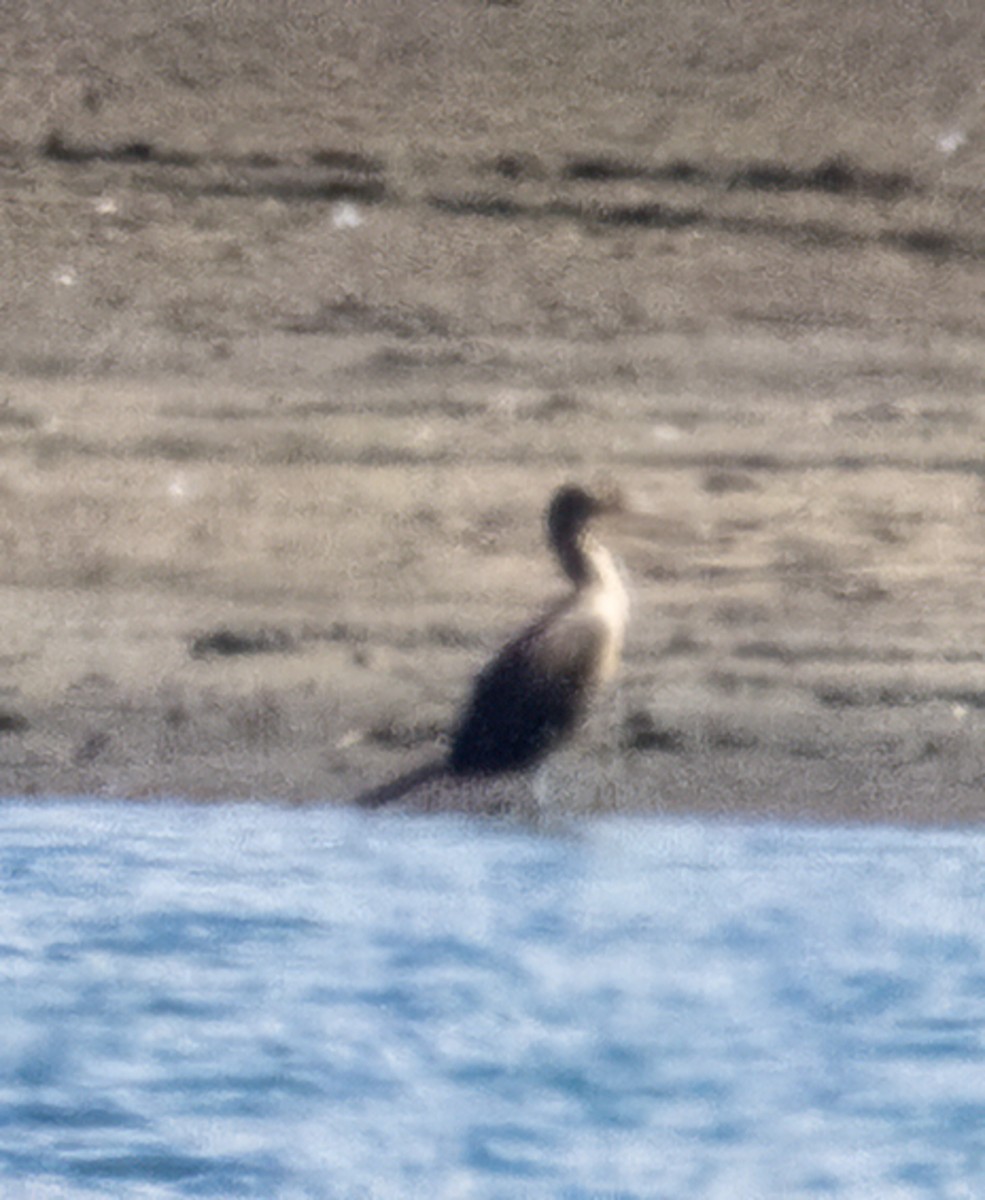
top-left (448, 604), bottom-right (609, 775)
top-left (528, 601), bottom-right (612, 688)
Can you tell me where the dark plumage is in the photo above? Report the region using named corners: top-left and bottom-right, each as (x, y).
top-left (448, 611), bottom-right (603, 774)
top-left (356, 484), bottom-right (629, 808)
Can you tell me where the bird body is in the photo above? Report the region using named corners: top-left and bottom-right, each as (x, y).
top-left (449, 527), bottom-right (627, 775)
top-left (356, 484), bottom-right (629, 810)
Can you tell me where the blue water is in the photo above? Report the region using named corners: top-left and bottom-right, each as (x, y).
top-left (1, 803), bottom-right (984, 1200)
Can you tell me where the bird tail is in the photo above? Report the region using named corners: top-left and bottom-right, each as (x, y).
top-left (352, 760), bottom-right (448, 809)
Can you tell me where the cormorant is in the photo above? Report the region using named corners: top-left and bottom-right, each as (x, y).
top-left (355, 483), bottom-right (629, 809)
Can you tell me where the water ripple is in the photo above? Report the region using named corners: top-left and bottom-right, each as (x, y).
top-left (1, 802), bottom-right (984, 1198)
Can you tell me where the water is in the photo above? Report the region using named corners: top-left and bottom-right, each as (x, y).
top-left (1, 801), bottom-right (984, 1200)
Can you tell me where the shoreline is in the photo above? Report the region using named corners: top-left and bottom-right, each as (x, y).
top-left (4, 2), bottom-right (985, 823)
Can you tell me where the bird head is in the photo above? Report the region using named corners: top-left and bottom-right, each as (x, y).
top-left (547, 483), bottom-right (626, 548)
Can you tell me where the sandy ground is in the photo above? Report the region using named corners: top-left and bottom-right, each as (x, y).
top-left (5, 0), bottom-right (985, 821)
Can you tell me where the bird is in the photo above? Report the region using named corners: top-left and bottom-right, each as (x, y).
top-left (354, 483), bottom-right (630, 811)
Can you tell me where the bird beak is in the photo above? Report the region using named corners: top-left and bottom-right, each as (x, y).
top-left (603, 488), bottom-right (661, 534)
top-left (587, 482), bottom-right (629, 517)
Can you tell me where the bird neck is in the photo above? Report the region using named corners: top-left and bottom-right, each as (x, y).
top-left (558, 530), bottom-right (624, 598)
